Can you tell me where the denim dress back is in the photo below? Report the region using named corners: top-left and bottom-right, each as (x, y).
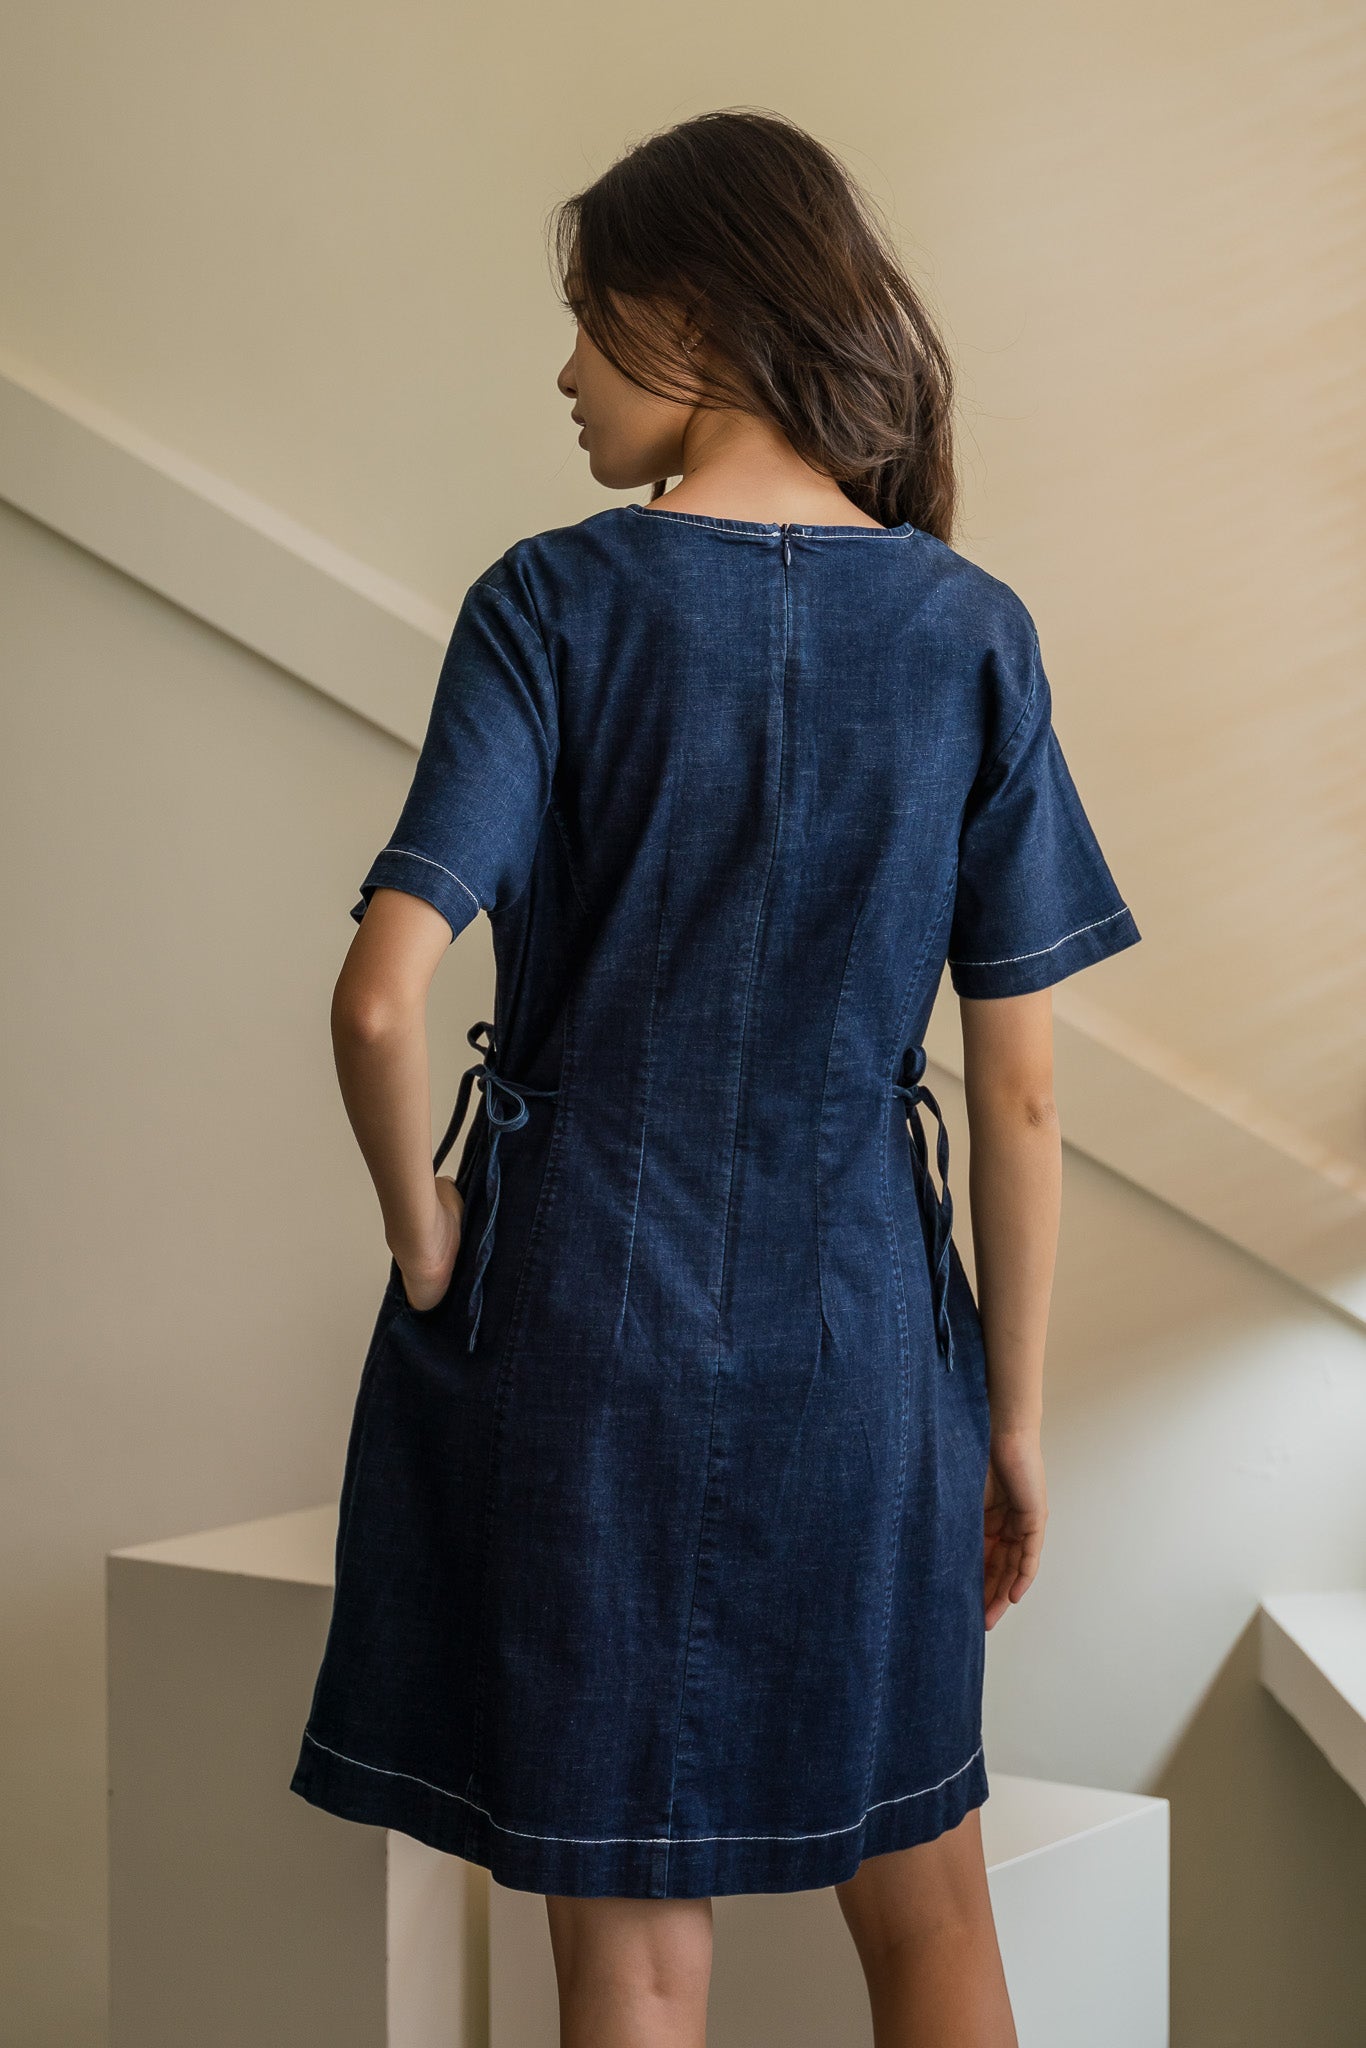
top-left (288, 502), bottom-right (1141, 1898)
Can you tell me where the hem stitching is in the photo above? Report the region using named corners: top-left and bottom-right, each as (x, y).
top-left (378, 846), bottom-right (481, 911)
top-left (299, 1730), bottom-right (983, 1847)
top-left (949, 903), bottom-right (1131, 969)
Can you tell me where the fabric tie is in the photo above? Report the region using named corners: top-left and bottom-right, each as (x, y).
top-left (432, 1018), bottom-right (559, 1353)
top-left (890, 1045), bottom-right (956, 1372)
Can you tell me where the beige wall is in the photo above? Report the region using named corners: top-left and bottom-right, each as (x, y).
top-left (0, 500), bottom-right (487, 2042)
top-left (965, 1129), bottom-right (1366, 2043)
top-left (2, 3), bottom-right (1364, 2045)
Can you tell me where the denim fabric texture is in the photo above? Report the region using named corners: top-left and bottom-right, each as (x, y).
top-left (288, 503), bottom-right (1141, 1898)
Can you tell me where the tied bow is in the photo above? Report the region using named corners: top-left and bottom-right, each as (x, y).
top-left (891, 1045), bottom-right (956, 1372)
top-left (433, 1018), bottom-right (559, 1353)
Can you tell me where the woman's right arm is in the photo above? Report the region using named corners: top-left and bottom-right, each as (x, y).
top-left (331, 887), bottom-right (466, 1310)
top-left (958, 988), bottom-right (1059, 1623)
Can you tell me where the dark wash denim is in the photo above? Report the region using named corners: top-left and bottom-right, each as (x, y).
top-left (288, 504), bottom-right (1141, 1898)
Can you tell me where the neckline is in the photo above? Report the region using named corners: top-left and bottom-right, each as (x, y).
top-left (628, 503), bottom-right (916, 539)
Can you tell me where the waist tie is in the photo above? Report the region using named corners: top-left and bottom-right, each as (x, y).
top-left (432, 1018), bottom-right (559, 1353)
top-left (890, 1045), bottom-right (956, 1373)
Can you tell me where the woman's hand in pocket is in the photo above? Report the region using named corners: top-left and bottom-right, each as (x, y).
top-left (397, 1176), bottom-right (465, 1312)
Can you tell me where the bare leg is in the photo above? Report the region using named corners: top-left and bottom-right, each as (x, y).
top-left (544, 1892), bottom-right (714, 2048)
top-left (835, 1807), bottom-right (1017, 2048)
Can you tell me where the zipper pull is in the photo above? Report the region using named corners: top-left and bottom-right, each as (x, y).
top-left (781, 524), bottom-right (791, 566)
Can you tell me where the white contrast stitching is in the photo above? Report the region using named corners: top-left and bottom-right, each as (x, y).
top-left (300, 1730), bottom-right (983, 1846)
top-left (949, 905), bottom-right (1131, 970)
top-left (379, 847), bottom-right (480, 911)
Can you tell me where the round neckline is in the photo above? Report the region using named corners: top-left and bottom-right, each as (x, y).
top-left (628, 503), bottom-right (915, 539)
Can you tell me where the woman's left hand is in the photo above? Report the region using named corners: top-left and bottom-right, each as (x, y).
top-left (397, 1176), bottom-right (465, 1311)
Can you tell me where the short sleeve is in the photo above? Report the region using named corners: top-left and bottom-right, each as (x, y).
top-left (946, 622), bottom-right (1141, 999)
top-left (350, 571), bottom-right (559, 942)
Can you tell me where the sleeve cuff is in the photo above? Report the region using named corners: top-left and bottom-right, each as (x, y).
top-left (948, 903), bottom-right (1141, 999)
top-left (348, 846), bottom-right (482, 942)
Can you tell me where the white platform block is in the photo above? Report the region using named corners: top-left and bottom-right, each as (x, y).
top-left (107, 1506), bottom-right (486, 2048)
top-left (1260, 1591), bottom-right (1366, 1805)
top-left (491, 1774), bottom-right (1169, 2048)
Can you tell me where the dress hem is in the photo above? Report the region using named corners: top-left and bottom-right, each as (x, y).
top-left (288, 1730), bottom-right (990, 1899)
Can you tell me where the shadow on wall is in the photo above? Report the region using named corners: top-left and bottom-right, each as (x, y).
top-left (1164, 1618), bottom-right (1366, 2045)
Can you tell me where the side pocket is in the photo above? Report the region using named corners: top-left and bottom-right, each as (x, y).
top-left (386, 1102), bottom-right (486, 1327)
top-left (386, 1249), bottom-right (462, 1325)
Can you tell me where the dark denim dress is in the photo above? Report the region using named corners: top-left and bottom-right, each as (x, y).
top-left (288, 504), bottom-right (1141, 1898)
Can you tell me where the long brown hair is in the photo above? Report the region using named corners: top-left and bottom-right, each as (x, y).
top-left (549, 108), bottom-right (958, 542)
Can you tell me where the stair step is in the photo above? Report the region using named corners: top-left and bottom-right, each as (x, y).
top-left (1260, 1591), bottom-right (1366, 1804)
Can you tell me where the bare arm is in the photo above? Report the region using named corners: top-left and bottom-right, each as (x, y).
top-left (959, 988), bottom-right (1060, 1430)
top-left (330, 886), bottom-right (466, 1309)
top-left (958, 987), bottom-right (1058, 1621)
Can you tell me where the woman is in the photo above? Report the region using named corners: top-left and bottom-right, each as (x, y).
top-left (290, 107), bottom-right (1141, 2047)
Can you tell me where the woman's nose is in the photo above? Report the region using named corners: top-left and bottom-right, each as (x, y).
top-left (556, 356), bottom-right (576, 398)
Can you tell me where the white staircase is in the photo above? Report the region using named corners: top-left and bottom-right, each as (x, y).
top-left (108, 1504), bottom-right (1169, 2047)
